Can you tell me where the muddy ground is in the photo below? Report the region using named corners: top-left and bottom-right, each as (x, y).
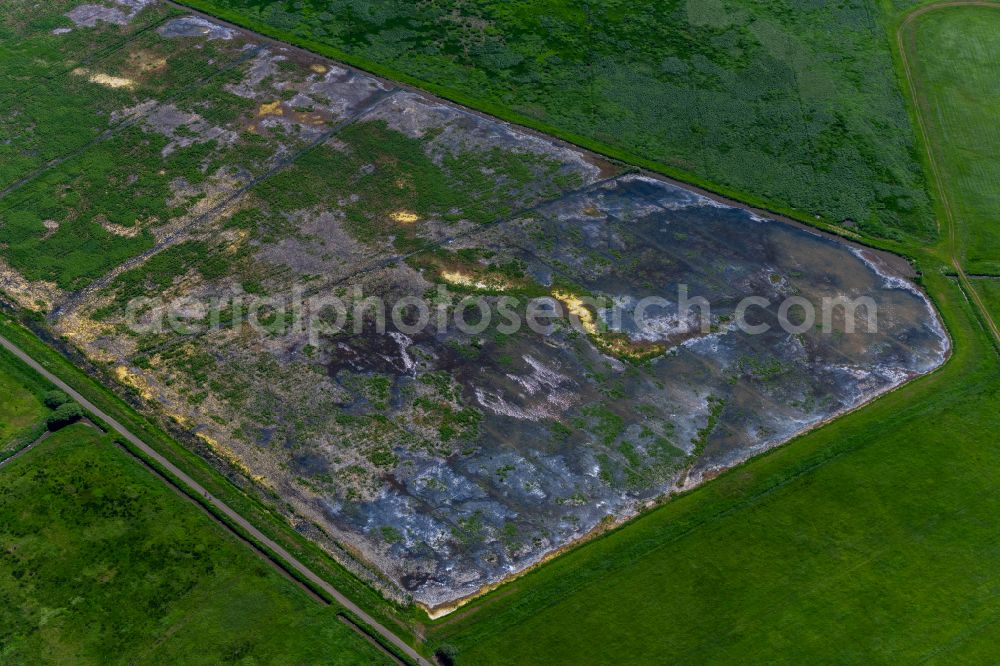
top-left (2, 2), bottom-right (949, 611)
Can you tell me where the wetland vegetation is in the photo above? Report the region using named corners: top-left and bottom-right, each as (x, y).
top-left (1, 0), bottom-right (998, 663)
top-left (0, 1), bottom-right (948, 613)
top-left (178, 0), bottom-right (935, 241)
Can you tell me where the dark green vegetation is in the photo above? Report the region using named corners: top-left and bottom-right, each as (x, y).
top-left (0, 1), bottom-right (179, 187)
top-left (0, 424), bottom-right (391, 664)
top-left (180, 0), bottom-right (933, 241)
top-left (45, 402), bottom-right (84, 430)
top-left (905, 5), bottom-right (1000, 274)
top-left (0, 0), bottom-right (319, 291)
top-left (0, 1), bottom-right (257, 289)
top-left (4, 129), bottom-right (179, 289)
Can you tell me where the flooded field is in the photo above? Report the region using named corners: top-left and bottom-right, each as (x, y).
top-left (1, 2), bottom-right (949, 612)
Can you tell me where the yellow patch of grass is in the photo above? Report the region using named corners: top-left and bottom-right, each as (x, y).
top-left (596, 335), bottom-right (666, 362)
top-left (168, 411), bottom-right (191, 429)
top-left (224, 228), bottom-right (250, 254)
top-left (440, 269), bottom-right (512, 292)
top-left (196, 432), bottom-right (270, 487)
top-left (390, 210), bottom-right (420, 223)
top-left (128, 50), bottom-right (167, 73)
top-left (72, 67), bottom-right (135, 89)
top-left (57, 313), bottom-right (110, 351)
top-left (552, 289), bottom-right (665, 361)
top-left (552, 289), bottom-right (598, 335)
top-left (0, 259), bottom-right (61, 312)
top-left (257, 100), bottom-right (284, 116)
top-left (100, 220), bottom-right (141, 238)
top-left (114, 366), bottom-right (155, 401)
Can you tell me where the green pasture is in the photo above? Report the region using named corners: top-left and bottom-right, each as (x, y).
top-left (905, 5), bottom-right (1000, 274)
top-left (0, 348), bottom-right (50, 455)
top-left (0, 424), bottom-right (391, 664)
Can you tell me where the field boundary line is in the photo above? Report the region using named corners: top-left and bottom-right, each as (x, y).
top-left (338, 613), bottom-right (410, 666)
top-left (0, 431), bottom-right (51, 469)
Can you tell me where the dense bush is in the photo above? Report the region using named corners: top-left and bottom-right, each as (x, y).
top-left (42, 390), bottom-right (71, 409)
top-left (46, 402), bottom-right (84, 430)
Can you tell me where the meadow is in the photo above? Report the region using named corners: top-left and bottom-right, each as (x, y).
top-left (178, 0), bottom-right (934, 242)
top-left (975, 278), bottom-right (1000, 321)
top-left (903, 4), bottom-right (1000, 274)
top-left (0, 423), bottom-right (392, 664)
top-left (0, 1), bottom-right (188, 190)
top-left (0, 348), bottom-right (51, 459)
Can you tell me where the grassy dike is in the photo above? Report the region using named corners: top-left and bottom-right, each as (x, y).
top-left (0, 310), bottom-right (429, 660)
top-left (974, 278), bottom-right (1000, 322)
top-left (900, 2), bottom-right (1000, 274)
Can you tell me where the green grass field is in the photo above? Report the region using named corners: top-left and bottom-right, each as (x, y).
top-left (177, 0), bottom-right (933, 242)
top-left (0, 350), bottom-right (47, 450)
top-left (904, 4), bottom-right (1000, 274)
top-left (974, 278), bottom-right (1000, 321)
top-left (0, 345), bottom-right (64, 460)
top-left (0, 423), bottom-right (390, 664)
